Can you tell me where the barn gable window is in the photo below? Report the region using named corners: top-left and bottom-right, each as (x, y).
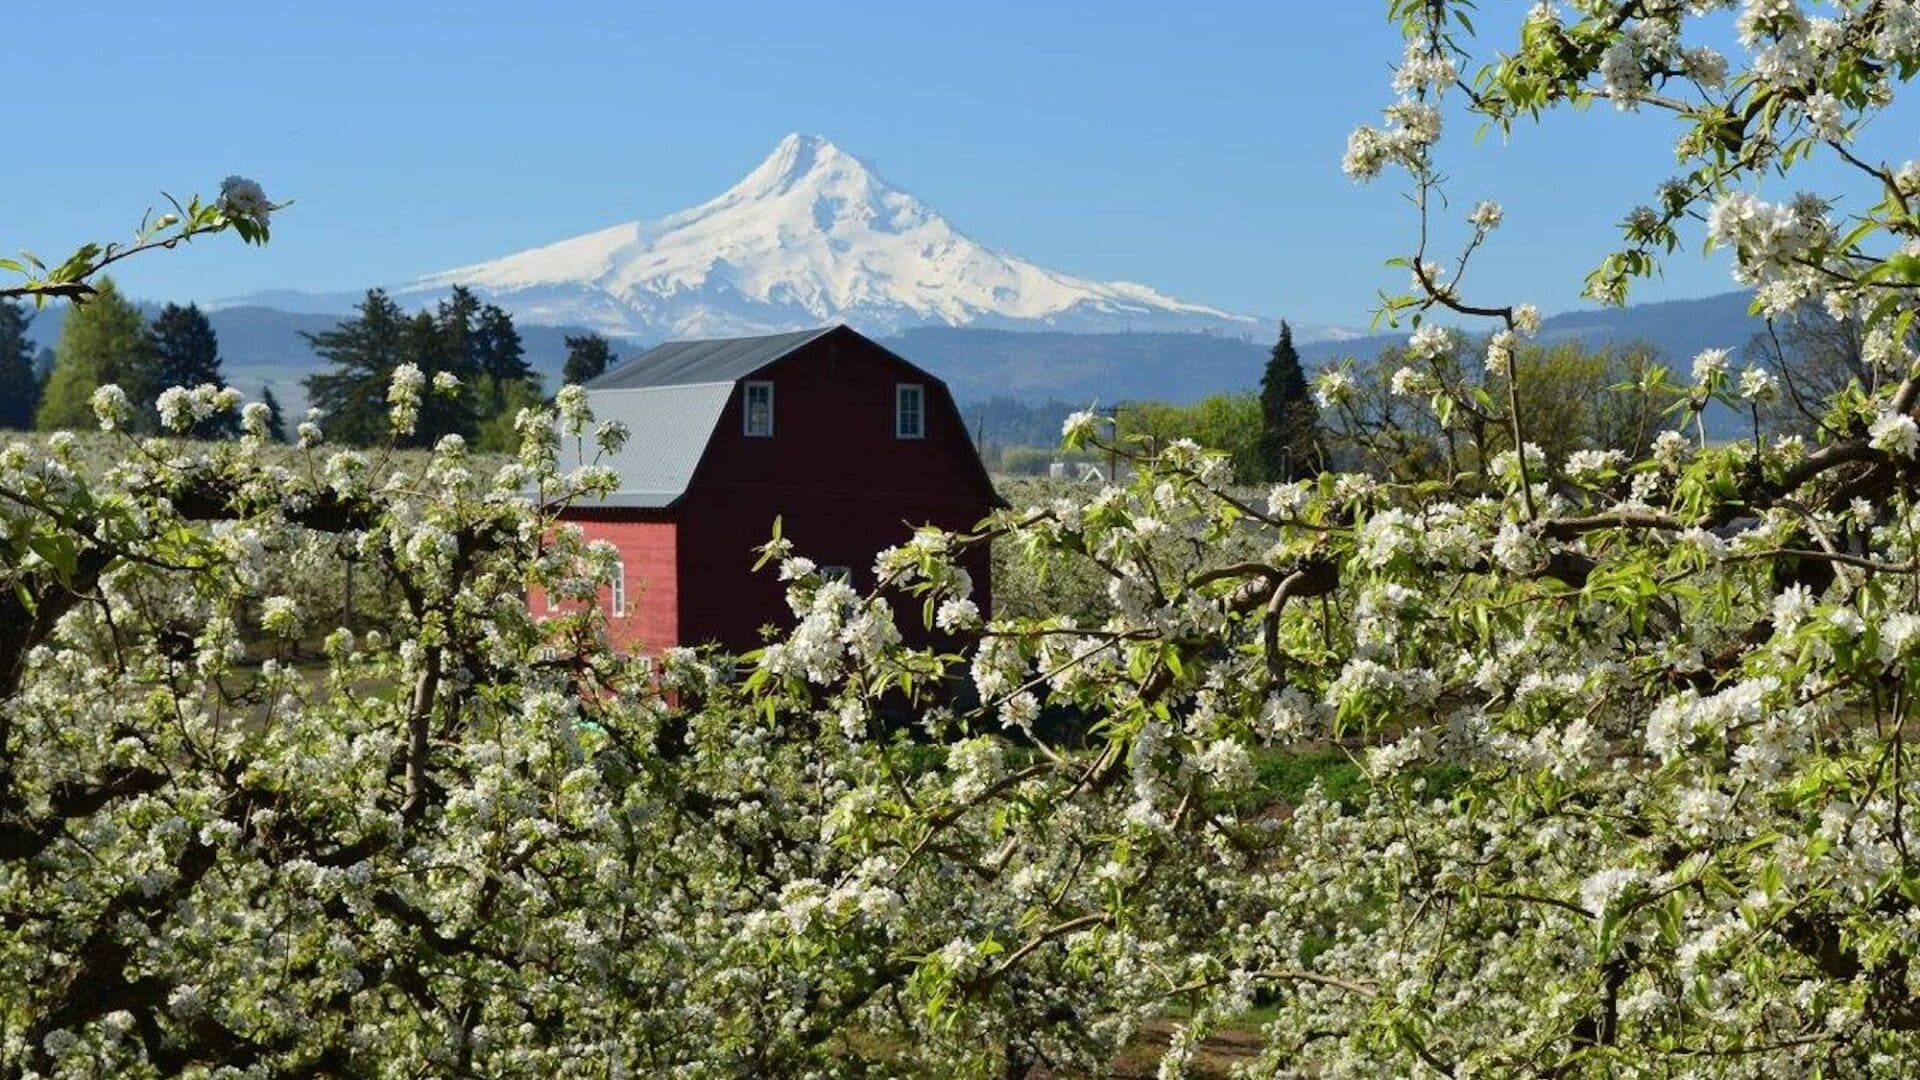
top-left (610, 561), bottom-right (627, 616)
top-left (895, 383), bottom-right (925, 439)
top-left (744, 381), bottom-right (774, 437)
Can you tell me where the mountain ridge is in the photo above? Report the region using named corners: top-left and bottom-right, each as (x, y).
top-left (21, 289), bottom-right (1779, 430)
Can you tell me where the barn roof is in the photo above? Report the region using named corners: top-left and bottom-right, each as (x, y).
top-left (567, 328), bottom-right (836, 508)
top-left (571, 383), bottom-right (736, 508)
top-left (587, 326), bottom-right (835, 390)
top-left (566, 324), bottom-right (995, 511)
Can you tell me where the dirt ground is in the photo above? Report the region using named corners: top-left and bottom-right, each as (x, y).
top-left (1025, 1019), bottom-right (1268, 1078)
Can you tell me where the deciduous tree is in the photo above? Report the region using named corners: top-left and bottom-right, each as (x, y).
top-left (562, 332), bottom-right (613, 385)
top-left (33, 279), bottom-right (147, 432)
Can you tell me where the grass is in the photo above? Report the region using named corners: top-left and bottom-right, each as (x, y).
top-left (1204, 746), bottom-right (1472, 818)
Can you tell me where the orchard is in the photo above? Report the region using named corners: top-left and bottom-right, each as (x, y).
top-left (11, 2), bottom-right (1920, 1077)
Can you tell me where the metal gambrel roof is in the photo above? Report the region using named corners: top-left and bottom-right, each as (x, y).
top-left (572, 383), bottom-right (736, 508)
top-left (571, 328), bottom-right (838, 509)
top-left (587, 326), bottom-right (836, 390)
top-left (566, 324), bottom-right (998, 511)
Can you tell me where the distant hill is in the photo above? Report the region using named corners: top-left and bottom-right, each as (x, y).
top-left (1293, 291), bottom-right (1766, 369)
top-left (886, 326), bottom-right (1273, 406)
top-left (20, 290), bottom-right (1775, 428)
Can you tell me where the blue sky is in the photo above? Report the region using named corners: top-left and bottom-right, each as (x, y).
top-left (5, 2), bottom-right (1910, 327)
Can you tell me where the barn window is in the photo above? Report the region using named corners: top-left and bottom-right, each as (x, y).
top-left (610, 561), bottom-right (627, 616)
top-left (744, 381), bottom-right (774, 437)
top-left (895, 384), bottom-right (925, 439)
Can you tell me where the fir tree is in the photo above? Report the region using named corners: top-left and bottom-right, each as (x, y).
top-left (1256, 320), bottom-right (1321, 481)
top-left (260, 385), bottom-right (288, 442)
top-left (562, 333), bottom-right (614, 385)
top-left (142, 303), bottom-right (236, 438)
top-left (408, 308), bottom-right (477, 447)
top-left (0, 300), bottom-right (39, 430)
top-left (35, 279), bottom-right (149, 432)
top-left (302, 289), bottom-right (411, 445)
top-left (475, 304), bottom-right (530, 384)
top-left (436, 286), bottom-right (482, 372)
top-left (473, 303), bottom-right (532, 414)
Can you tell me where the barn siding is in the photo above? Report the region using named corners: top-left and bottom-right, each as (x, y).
top-left (676, 489), bottom-right (991, 656)
top-left (533, 518), bottom-right (679, 655)
top-left (674, 334), bottom-right (996, 654)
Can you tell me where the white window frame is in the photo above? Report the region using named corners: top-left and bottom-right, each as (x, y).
top-left (895, 383), bottom-right (925, 439)
top-left (610, 561), bottom-right (627, 616)
top-left (544, 588), bottom-right (559, 615)
top-left (743, 381), bottom-right (774, 437)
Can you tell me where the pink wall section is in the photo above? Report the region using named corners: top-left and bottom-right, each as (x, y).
top-left (530, 519), bottom-right (679, 655)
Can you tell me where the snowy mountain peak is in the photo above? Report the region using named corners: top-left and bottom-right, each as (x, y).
top-left (737, 132), bottom-right (854, 196)
top-left (372, 134), bottom-right (1283, 341)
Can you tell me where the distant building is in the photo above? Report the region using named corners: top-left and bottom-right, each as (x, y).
top-left (532, 325), bottom-right (998, 656)
top-left (1048, 460), bottom-right (1107, 483)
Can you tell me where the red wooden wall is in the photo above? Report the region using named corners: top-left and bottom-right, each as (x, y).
top-left (674, 331), bottom-right (997, 654)
top-left (532, 517), bottom-right (679, 655)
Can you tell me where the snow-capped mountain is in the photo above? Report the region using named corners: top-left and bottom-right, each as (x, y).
top-left (281, 134), bottom-right (1329, 342)
top-left (386, 134), bottom-right (1261, 338)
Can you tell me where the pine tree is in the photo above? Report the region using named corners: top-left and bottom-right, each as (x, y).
top-left (35, 279), bottom-right (149, 432)
top-left (142, 303), bottom-right (236, 438)
top-left (260, 385), bottom-right (288, 442)
top-left (562, 333), bottom-right (614, 385)
top-left (303, 289), bottom-right (411, 445)
top-left (1256, 320), bottom-right (1321, 481)
top-left (0, 300), bottom-right (40, 431)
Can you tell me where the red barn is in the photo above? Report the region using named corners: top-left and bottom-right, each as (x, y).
top-left (535, 324), bottom-right (998, 656)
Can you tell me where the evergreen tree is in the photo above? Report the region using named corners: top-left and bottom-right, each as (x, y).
top-left (475, 304), bottom-right (530, 384)
top-left (303, 289), bottom-right (411, 445)
top-left (0, 301), bottom-right (39, 430)
top-left (473, 303), bottom-right (532, 414)
top-left (35, 279), bottom-right (149, 431)
top-left (436, 286), bottom-right (482, 372)
top-left (408, 308), bottom-right (477, 447)
top-left (562, 333), bottom-right (614, 385)
top-left (142, 303), bottom-right (236, 438)
top-left (1256, 320), bottom-right (1321, 481)
top-left (260, 385), bottom-right (288, 442)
